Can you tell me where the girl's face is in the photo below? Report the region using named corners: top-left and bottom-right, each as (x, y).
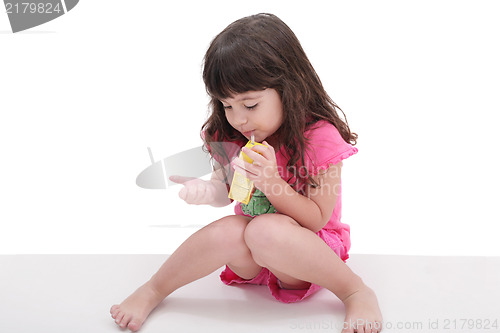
top-left (220, 88), bottom-right (283, 143)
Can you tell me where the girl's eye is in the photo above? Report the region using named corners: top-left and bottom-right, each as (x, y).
top-left (245, 104), bottom-right (258, 110)
top-left (223, 105), bottom-right (232, 110)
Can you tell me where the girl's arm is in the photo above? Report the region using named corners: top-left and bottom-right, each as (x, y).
top-left (234, 144), bottom-right (341, 233)
top-left (264, 163), bottom-right (341, 233)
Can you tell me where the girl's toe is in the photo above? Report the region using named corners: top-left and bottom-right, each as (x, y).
top-left (120, 314), bottom-right (131, 328)
top-left (114, 312), bottom-right (125, 325)
top-left (128, 319), bottom-right (143, 332)
top-left (110, 305), bottom-right (119, 317)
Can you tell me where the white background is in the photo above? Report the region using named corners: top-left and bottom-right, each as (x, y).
top-left (1, 0), bottom-right (499, 255)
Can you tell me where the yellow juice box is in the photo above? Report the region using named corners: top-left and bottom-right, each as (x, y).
top-left (228, 139), bottom-right (265, 204)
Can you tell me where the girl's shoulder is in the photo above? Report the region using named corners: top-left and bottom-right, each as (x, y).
top-left (303, 120), bottom-right (358, 173)
top-left (304, 120), bottom-right (344, 144)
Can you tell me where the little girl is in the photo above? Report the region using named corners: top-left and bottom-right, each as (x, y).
top-left (111, 13), bottom-right (382, 333)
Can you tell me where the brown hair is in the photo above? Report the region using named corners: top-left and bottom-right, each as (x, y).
top-left (202, 13), bottom-right (357, 188)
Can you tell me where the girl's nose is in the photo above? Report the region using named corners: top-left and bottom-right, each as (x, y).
top-left (233, 110), bottom-right (248, 126)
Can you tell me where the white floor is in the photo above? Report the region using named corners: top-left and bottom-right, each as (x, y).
top-left (1, 254), bottom-right (499, 333)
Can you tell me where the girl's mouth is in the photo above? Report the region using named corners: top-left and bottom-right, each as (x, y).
top-left (242, 131), bottom-right (254, 139)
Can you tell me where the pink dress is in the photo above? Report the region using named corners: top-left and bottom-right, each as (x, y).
top-left (218, 120), bottom-right (358, 303)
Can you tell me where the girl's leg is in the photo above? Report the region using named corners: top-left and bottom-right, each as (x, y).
top-left (110, 215), bottom-right (261, 332)
top-left (244, 214), bottom-right (383, 333)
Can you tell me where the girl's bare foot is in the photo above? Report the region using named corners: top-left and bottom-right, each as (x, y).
top-left (110, 281), bottom-right (165, 332)
top-left (341, 286), bottom-right (383, 333)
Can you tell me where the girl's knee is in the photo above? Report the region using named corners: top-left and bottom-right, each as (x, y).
top-left (205, 215), bottom-right (251, 248)
top-left (244, 214), bottom-right (292, 250)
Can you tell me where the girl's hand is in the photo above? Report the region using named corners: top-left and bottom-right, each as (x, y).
top-left (231, 141), bottom-right (282, 195)
top-left (169, 176), bottom-right (217, 205)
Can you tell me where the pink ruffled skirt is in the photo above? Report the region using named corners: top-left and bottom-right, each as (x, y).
top-left (220, 228), bottom-right (350, 303)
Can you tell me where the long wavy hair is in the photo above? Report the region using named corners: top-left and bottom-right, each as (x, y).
top-left (202, 13), bottom-right (357, 188)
